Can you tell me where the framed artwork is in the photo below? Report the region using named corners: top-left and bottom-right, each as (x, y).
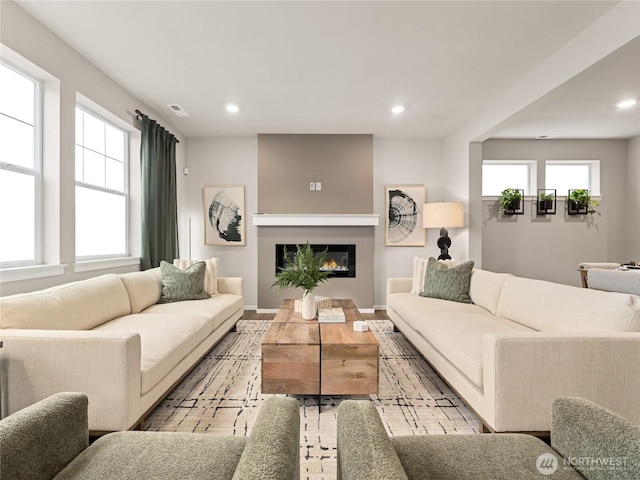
top-left (203, 185), bottom-right (245, 246)
top-left (385, 185), bottom-right (426, 246)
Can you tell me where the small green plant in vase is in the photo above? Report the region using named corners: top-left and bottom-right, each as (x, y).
top-left (569, 189), bottom-right (599, 215)
top-left (499, 188), bottom-right (523, 213)
top-left (539, 192), bottom-right (555, 211)
top-left (272, 242), bottom-right (331, 319)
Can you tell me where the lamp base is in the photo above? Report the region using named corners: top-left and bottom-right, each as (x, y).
top-left (436, 227), bottom-right (452, 260)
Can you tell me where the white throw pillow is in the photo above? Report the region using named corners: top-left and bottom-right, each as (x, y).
top-left (173, 258), bottom-right (218, 295)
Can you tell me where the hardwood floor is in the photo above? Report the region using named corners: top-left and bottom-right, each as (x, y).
top-left (241, 309), bottom-right (389, 321)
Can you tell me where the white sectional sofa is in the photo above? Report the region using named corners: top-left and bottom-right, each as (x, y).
top-left (0, 267), bottom-right (243, 433)
top-left (387, 261), bottom-right (640, 434)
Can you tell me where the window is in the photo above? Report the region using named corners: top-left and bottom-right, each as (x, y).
top-left (75, 106), bottom-right (128, 259)
top-left (545, 161), bottom-right (600, 196)
top-left (0, 61), bottom-right (41, 266)
top-left (482, 160), bottom-right (536, 196)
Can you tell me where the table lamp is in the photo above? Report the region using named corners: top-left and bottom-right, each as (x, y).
top-left (423, 202), bottom-right (464, 260)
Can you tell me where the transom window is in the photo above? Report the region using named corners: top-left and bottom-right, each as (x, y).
top-left (545, 160), bottom-right (600, 196)
top-left (482, 160), bottom-right (536, 196)
top-left (75, 106), bottom-right (128, 259)
top-left (0, 61), bottom-right (41, 266)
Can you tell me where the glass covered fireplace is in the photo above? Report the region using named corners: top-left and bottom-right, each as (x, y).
top-left (275, 244), bottom-right (356, 278)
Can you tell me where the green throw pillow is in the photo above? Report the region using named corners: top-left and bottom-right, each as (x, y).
top-left (420, 257), bottom-right (475, 304)
top-left (158, 260), bottom-right (211, 303)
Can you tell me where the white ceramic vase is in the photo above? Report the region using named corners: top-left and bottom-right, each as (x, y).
top-left (302, 290), bottom-right (316, 320)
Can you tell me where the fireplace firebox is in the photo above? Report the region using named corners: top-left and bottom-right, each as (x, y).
top-left (275, 244), bottom-right (356, 278)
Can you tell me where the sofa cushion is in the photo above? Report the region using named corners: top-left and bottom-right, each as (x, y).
top-left (55, 431), bottom-right (246, 480)
top-left (143, 294), bottom-right (244, 331)
top-left (420, 257), bottom-right (474, 304)
top-left (388, 292), bottom-right (485, 322)
top-left (119, 268), bottom-right (162, 314)
top-left (95, 313), bottom-right (213, 394)
top-left (469, 269), bottom-right (511, 316)
top-left (412, 312), bottom-right (534, 388)
top-left (158, 261), bottom-right (211, 303)
top-left (497, 276), bottom-right (640, 332)
top-left (174, 258), bottom-right (218, 295)
top-left (0, 274), bottom-right (130, 330)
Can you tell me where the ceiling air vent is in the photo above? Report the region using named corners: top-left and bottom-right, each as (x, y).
top-left (167, 104), bottom-right (189, 117)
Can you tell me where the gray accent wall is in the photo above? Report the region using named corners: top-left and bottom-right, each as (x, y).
top-left (627, 136), bottom-right (640, 261)
top-left (481, 139), bottom-right (630, 287)
top-left (258, 134), bottom-right (373, 213)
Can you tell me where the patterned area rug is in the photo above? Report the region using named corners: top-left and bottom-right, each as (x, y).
top-left (145, 320), bottom-right (478, 480)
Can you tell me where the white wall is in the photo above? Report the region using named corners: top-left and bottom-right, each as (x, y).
top-left (481, 139), bottom-right (629, 287)
top-left (627, 136), bottom-right (640, 262)
top-left (184, 138), bottom-right (258, 307)
top-left (0, 1), bottom-right (187, 296)
top-left (373, 138), bottom-right (444, 307)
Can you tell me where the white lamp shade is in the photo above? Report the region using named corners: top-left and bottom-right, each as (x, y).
top-left (423, 202), bottom-right (464, 229)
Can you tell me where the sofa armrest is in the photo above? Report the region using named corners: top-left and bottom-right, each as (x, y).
top-left (482, 332), bottom-right (640, 432)
top-left (1, 330), bottom-right (141, 432)
top-left (551, 397), bottom-right (640, 480)
top-left (232, 396), bottom-right (300, 480)
top-left (387, 278), bottom-right (412, 296)
top-left (336, 400), bottom-right (408, 480)
top-left (0, 392), bottom-right (88, 480)
top-left (217, 277), bottom-right (244, 296)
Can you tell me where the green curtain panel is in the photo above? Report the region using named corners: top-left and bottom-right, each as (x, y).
top-left (140, 114), bottom-right (179, 270)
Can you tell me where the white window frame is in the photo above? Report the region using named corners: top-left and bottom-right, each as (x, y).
top-left (482, 160), bottom-right (537, 197)
top-left (544, 160), bottom-right (600, 197)
top-left (75, 104), bottom-right (130, 261)
top-left (0, 59), bottom-right (43, 268)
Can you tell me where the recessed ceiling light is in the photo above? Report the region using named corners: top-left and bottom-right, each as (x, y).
top-left (536, 134), bottom-right (560, 140)
top-left (225, 103), bottom-right (239, 113)
top-left (615, 98), bottom-right (637, 109)
top-left (391, 105), bottom-right (405, 114)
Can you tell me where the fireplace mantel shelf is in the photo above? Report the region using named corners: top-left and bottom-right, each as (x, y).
top-left (252, 213), bottom-right (379, 227)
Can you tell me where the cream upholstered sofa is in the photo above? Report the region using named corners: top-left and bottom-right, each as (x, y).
top-left (0, 266), bottom-right (243, 433)
top-left (386, 258), bottom-right (640, 434)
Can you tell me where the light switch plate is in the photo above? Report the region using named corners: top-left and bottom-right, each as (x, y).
top-left (309, 182), bottom-right (315, 191)
top-left (315, 182), bottom-right (322, 191)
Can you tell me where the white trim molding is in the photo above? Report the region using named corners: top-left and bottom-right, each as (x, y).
top-left (73, 256), bottom-right (140, 273)
top-left (252, 213), bottom-right (379, 227)
top-left (0, 264), bottom-right (66, 283)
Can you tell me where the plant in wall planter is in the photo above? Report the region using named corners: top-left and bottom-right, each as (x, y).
top-left (539, 192), bottom-right (555, 210)
top-left (272, 242), bottom-right (331, 319)
top-left (499, 188), bottom-right (524, 214)
top-left (568, 189), bottom-right (599, 215)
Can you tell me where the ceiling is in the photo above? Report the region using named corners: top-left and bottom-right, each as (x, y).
top-left (14, 0), bottom-right (640, 140)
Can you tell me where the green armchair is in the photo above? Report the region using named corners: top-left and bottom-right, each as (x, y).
top-left (0, 392), bottom-right (300, 480)
top-left (337, 397), bottom-right (640, 480)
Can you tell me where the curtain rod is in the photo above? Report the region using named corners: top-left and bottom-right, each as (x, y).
top-left (134, 109), bottom-right (180, 143)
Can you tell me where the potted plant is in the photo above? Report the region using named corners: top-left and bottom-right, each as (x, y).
top-left (568, 189), bottom-right (599, 215)
top-left (539, 191), bottom-right (555, 211)
top-left (499, 188), bottom-right (523, 213)
top-left (272, 242), bottom-right (331, 319)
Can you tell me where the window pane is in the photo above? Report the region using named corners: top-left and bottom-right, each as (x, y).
top-left (0, 170), bottom-right (35, 262)
top-left (482, 164), bottom-right (530, 196)
top-left (0, 114), bottom-right (34, 168)
top-left (83, 148), bottom-right (105, 187)
top-left (75, 186), bottom-right (126, 257)
top-left (105, 158), bottom-right (124, 192)
top-left (105, 123), bottom-right (125, 161)
top-left (75, 107), bottom-right (83, 144)
top-left (0, 63), bottom-right (35, 124)
top-left (83, 111), bottom-right (105, 154)
top-left (75, 145), bottom-right (84, 181)
top-left (546, 164), bottom-right (590, 195)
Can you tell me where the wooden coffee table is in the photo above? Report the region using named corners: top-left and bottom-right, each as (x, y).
top-left (261, 299), bottom-right (379, 395)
